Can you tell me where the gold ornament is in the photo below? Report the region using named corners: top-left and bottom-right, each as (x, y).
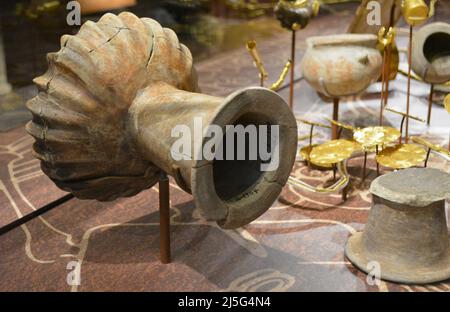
top-left (401, 0), bottom-right (429, 26)
top-left (376, 144), bottom-right (426, 169)
top-left (310, 139), bottom-right (361, 166)
top-left (353, 126), bottom-right (401, 147)
top-left (445, 94), bottom-right (450, 114)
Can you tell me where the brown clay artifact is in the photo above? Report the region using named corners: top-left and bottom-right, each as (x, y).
top-left (346, 168), bottom-right (450, 284)
top-left (301, 34), bottom-right (382, 97)
top-left (412, 22), bottom-right (450, 84)
top-left (25, 12), bottom-right (298, 229)
top-left (301, 34), bottom-right (382, 138)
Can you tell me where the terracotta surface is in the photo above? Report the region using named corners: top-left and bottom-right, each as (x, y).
top-left (301, 34), bottom-right (382, 97)
top-left (26, 13), bottom-right (195, 202)
top-left (0, 6), bottom-right (349, 228)
top-left (25, 13), bottom-right (298, 228)
top-left (412, 22), bottom-right (450, 84)
top-left (0, 10), bottom-right (449, 292)
top-left (347, 168), bottom-right (450, 284)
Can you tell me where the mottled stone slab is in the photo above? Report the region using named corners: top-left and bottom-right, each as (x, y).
top-left (370, 168), bottom-right (450, 207)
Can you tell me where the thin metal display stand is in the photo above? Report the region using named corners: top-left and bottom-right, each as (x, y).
top-left (331, 98), bottom-right (339, 139)
top-left (426, 83), bottom-right (434, 125)
top-left (382, 2), bottom-right (397, 110)
top-left (0, 193), bottom-right (74, 236)
top-left (289, 29), bottom-right (296, 110)
top-left (158, 171), bottom-right (171, 264)
top-left (405, 25), bottom-right (413, 143)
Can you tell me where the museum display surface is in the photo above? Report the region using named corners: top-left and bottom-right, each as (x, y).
top-left (0, 0), bottom-right (449, 293)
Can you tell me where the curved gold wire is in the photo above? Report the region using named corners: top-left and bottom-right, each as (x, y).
top-left (246, 40), bottom-right (293, 90)
top-left (326, 118), bottom-right (355, 131)
top-left (270, 60), bottom-right (292, 91)
top-left (246, 40), bottom-right (269, 82)
top-left (296, 118), bottom-right (332, 129)
top-left (378, 27), bottom-right (396, 49)
top-left (397, 68), bottom-right (450, 86)
top-left (385, 107), bottom-right (426, 122)
top-left (428, 0), bottom-right (437, 18)
top-left (411, 136), bottom-right (450, 159)
top-left (288, 161), bottom-right (349, 193)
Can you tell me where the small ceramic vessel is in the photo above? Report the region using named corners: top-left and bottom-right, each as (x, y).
top-left (301, 34), bottom-right (382, 97)
top-left (412, 22), bottom-right (450, 84)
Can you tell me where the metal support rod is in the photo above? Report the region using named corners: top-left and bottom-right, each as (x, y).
top-left (375, 145), bottom-right (380, 176)
top-left (389, 2), bottom-right (396, 26)
top-left (337, 127), bottom-right (344, 140)
top-left (332, 98), bottom-right (339, 139)
top-left (362, 151), bottom-right (368, 183)
top-left (307, 124), bottom-right (314, 169)
top-left (383, 1), bottom-right (396, 108)
top-left (383, 44), bottom-right (392, 108)
top-left (159, 171), bottom-right (171, 264)
top-left (0, 194), bottom-right (74, 236)
top-left (384, 1), bottom-right (395, 111)
top-left (309, 124), bottom-right (314, 147)
top-left (405, 25), bottom-right (413, 143)
top-left (427, 84), bottom-right (434, 125)
top-left (379, 46), bottom-right (387, 126)
top-left (399, 115), bottom-right (406, 144)
top-left (289, 30), bottom-right (296, 110)
top-left (424, 147), bottom-right (431, 167)
top-left (342, 182), bottom-right (348, 201)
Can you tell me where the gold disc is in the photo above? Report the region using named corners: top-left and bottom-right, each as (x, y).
top-left (353, 126), bottom-right (401, 147)
top-left (445, 94), bottom-right (450, 114)
top-left (376, 143), bottom-right (426, 169)
top-left (300, 145), bottom-right (316, 161)
top-left (309, 139), bottom-right (361, 166)
top-left (299, 145), bottom-right (332, 168)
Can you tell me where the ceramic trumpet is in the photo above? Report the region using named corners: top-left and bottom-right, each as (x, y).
top-left (26, 12), bottom-right (298, 229)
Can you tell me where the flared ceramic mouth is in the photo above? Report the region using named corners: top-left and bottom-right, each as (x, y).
top-left (212, 112), bottom-right (271, 201)
top-left (191, 87), bottom-right (298, 229)
top-left (306, 33), bottom-right (378, 48)
top-left (423, 32), bottom-right (450, 63)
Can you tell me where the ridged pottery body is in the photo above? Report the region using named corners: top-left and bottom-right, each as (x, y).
top-left (301, 34), bottom-right (382, 97)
